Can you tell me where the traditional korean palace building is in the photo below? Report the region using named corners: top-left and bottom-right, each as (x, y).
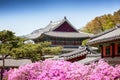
top-left (88, 25), bottom-right (120, 64)
top-left (25, 17), bottom-right (92, 49)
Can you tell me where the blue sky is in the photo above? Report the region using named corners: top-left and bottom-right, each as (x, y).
top-left (0, 0), bottom-right (120, 36)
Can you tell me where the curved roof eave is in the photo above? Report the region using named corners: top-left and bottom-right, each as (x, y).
top-left (43, 32), bottom-right (90, 39)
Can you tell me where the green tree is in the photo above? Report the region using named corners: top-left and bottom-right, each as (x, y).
top-left (81, 9), bottom-right (120, 34)
top-left (113, 9), bottom-right (120, 24)
top-left (10, 43), bottom-right (42, 62)
top-left (0, 30), bottom-right (25, 79)
top-left (10, 41), bottom-right (62, 62)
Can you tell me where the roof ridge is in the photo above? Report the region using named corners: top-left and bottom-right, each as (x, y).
top-left (65, 18), bottom-right (79, 32)
top-left (51, 17), bottom-right (79, 32)
top-left (31, 28), bottom-right (44, 34)
top-left (50, 18), bottom-right (66, 31)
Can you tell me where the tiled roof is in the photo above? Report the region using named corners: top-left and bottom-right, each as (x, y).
top-left (88, 25), bottom-right (120, 45)
top-left (47, 46), bottom-right (100, 61)
top-left (24, 18), bottom-right (68, 39)
top-left (59, 47), bottom-right (88, 60)
top-left (59, 47), bottom-right (86, 57)
top-left (24, 17), bottom-right (91, 39)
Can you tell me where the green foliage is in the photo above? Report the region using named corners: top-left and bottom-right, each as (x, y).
top-left (10, 41), bottom-right (62, 62)
top-left (40, 41), bottom-right (51, 47)
top-left (0, 30), bottom-right (62, 62)
top-left (42, 46), bottom-right (62, 55)
top-left (0, 30), bottom-right (16, 55)
top-left (0, 30), bottom-right (25, 53)
top-left (81, 9), bottom-right (120, 34)
top-left (0, 30), bottom-right (15, 43)
top-left (10, 43), bottom-right (43, 62)
top-left (0, 44), bottom-right (12, 54)
top-left (82, 39), bottom-right (88, 46)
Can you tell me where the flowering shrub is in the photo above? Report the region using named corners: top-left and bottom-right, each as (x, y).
top-left (3, 59), bottom-right (120, 80)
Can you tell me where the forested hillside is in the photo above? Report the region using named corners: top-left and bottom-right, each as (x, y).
top-left (81, 9), bottom-right (120, 34)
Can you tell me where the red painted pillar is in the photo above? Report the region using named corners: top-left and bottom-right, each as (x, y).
top-left (115, 44), bottom-right (118, 56)
top-left (73, 41), bottom-right (75, 45)
top-left (103, 46), bottom-right (106, 57)
top-left (110, 45), bottom-right (112, 57)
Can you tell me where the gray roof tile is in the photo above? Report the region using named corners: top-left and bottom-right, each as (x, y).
top-left (88, 25), bottom-right (120, 45)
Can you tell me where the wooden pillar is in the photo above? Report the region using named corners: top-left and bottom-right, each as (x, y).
top-left (103, 46), bottom-right (106, 57)
top-left (80, 41), bottom-right (82, 45)
top-left (73, 41), bottom-right (75, 45)
top-left (115, 43), bottom-right (118, 56)
top-left (111, 43), bottom-right (115, 58)
top-left (110, 45), bottom-right (113, 57)
top-left (100, 45), bottom-right (103, 58)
